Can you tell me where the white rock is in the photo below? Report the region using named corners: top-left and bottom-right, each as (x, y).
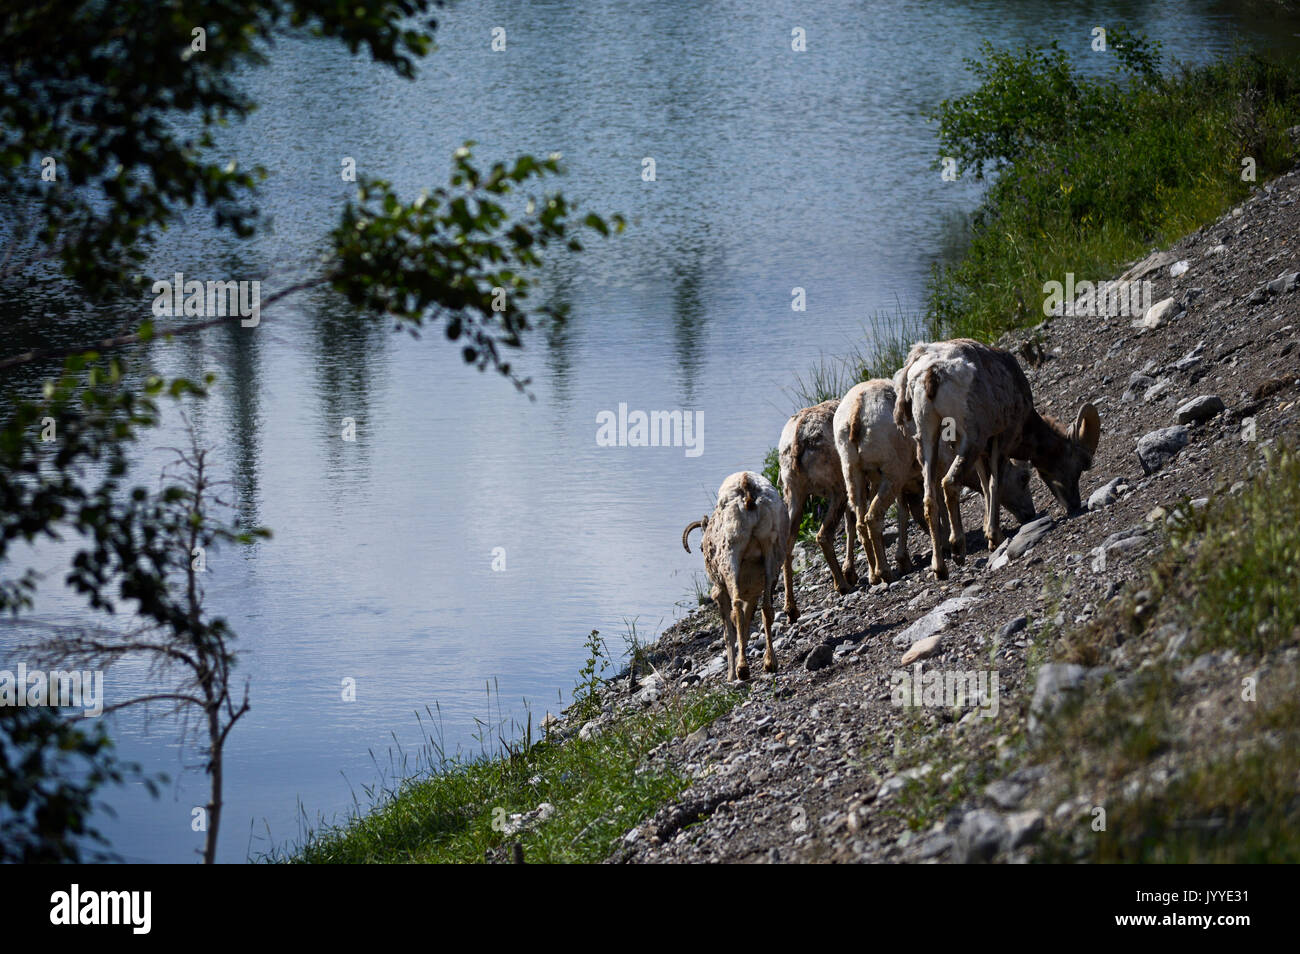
top-left (901, 634), bottom-right (943, 665)
top-left (891, 596), bottom-right (976, 648)
top-left (1132, 296), bottom-right (1180, 330)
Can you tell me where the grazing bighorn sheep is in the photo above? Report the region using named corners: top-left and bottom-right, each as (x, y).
top-left (777, 400), bottom-right (857, 623)
top-left (682, 471), bottom-right (790, 681)
top-left (894, 339), bottom-right (1100, 580)
top-left (835, 379), bottom-right (1038, 585)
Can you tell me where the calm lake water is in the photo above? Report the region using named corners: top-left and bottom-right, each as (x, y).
top-left (4, 0), bottom-right (1299, 862)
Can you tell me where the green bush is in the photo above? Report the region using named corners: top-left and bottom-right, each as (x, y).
top-left (927, 35), bottom-right (1300, 341)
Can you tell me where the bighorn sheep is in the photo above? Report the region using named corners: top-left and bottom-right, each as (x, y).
top-left (682, 471), bottom-right (790, 681)
top-left (894, 339), bottom-right (1100, 580)
top-left (835, 379), bottom-right (1038, 585)
top-left (777, 400), bottom-right (857, 623)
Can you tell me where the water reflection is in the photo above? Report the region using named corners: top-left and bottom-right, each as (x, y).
top-left (3, 0), bottom-right (1300, 863)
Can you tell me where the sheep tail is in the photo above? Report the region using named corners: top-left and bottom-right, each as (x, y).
top-left (924, 366), bottom-right (941, 401)
top-left (893, 369), bottom-right (914, 427)
top-left (848, 391), bottom-right (862, 444)
top-left (742, 474), bottom-right (758, 511)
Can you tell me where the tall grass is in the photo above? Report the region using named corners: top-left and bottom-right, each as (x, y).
top-left (283, 687), bottom-right (739, 864)
top-left (783, 306), bottom-right (929, 411)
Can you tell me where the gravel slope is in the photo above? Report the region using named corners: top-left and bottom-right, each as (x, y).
top-left (593, 167), bottom-right (1300, 864)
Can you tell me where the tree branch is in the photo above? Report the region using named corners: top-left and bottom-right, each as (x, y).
top-left (0, 277), bottom-right (327, 372)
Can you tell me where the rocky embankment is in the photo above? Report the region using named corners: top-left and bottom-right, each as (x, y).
top-left (570, 167), bottom-right (1300, 863)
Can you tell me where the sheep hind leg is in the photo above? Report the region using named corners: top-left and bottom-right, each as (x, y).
top-left (761, 583), bottom-right (778, 674)
top-left (818, 494), bottom-right (852, 595)
top-left (985, 439), bottom-right (1003, 547)
top-left (865, 476), bottom-right (896, 585)
top-left (716, 587), bottom-right (737, 681)
top-left (841, 507), bottom-right (858, 587)
top-left (782, 491), bottom-right (804, 623)
top-left (895, 493), bottom-right (913, 574)
top-left (734, 600), bottom-right (755, 681)
top-left (844, 459), bottom-right (881, 585)
top-left (922, 440), bottom-right (948, 580)
top-left (941, 453), bottom-right (968, 566)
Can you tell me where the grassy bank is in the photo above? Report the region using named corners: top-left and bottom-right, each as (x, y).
top-left (1040, 447), bottom-right (1300, 862)
top-left (774, 32), bottom-right (1300, 545)
top-left (883, 447), bottom-right (1300, 862)
top-left (285, 635), bottom-right (741, 863)
top-left (927, 33), bottom-right (1300, 342)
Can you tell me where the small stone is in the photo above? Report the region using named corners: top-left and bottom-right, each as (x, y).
top-left (805, 643), bottom-right (834, 671)
top-left (1173, 342), bottom-right (1205, 371)
top-left (1005, 516), bottom-right (1054, 560)
top-left (685, 726), bottom-right (710, 748)
top-left (1136, 425), bottom-right (1190, 474)
top-left (901, 634), bottom-right (943, 665)
top-left (1175, 395), bottom-right (1226, 425)
top-left (891, 596), bottom-right (976, 648)
top-left (999, 615), bottom-right (1028, 639)
top-left (876, 776), bottom-right (909, 800)
top-left (916, 834), bottom-right (954, 859)
top-left (1267, 271), bottom-right (1299, 295)
top-left (1005, 811), bottom-right (1045, 849)
top-left (1029, 663), bottom-right (1088, 732)
top-left (984, 779), bottom-right (1028, 810)
top-left (1133, 296), bottom-right (1180, 330)
top-left (1169, 259), bottom-right (1190, 278)
top-left (1143, 378), bottom-right (1175, 402)
top-left (956, 810), bottom-right (1007, 863)
top-left (1087, 477), bottom-right (1128, 510)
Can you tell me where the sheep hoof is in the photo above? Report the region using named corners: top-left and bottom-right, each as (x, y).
top-left (932, 563), bottom-right (948, 581)
top-left (736, 662), bottom-right (750, 681)
top-left (843, 567), bottom-right (858, 586)
top-left (784, 605), bottom-right (799, 624)
top-left (833, 580), bottom-right (853, 596)
top-left (763, 655), bottom-right (777, 674)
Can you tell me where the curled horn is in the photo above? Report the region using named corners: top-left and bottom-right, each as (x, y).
top-left (682, 517), bottom-right (707, 553)
top-left (1071, 403), bottom-right (1102, 459)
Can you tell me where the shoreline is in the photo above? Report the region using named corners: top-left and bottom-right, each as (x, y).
top-left (291, 163), bottom-right (1300, 863)
top-left (289, 40), bottom-right (1300, 861)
